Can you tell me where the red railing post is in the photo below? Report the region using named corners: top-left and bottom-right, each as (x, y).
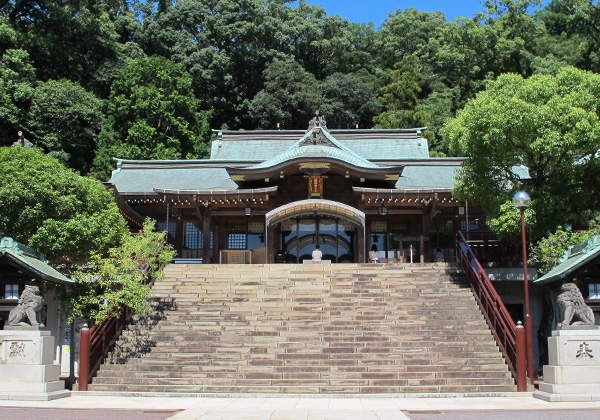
top-left (516, 321), bottom-right (527, 391)
top-left (78, 323), bottom-right (90, 391)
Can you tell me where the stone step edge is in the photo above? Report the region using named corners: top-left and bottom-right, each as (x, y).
top-left (74, 390), bottom-right (528, 399)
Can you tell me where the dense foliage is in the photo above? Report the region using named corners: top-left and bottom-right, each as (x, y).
top-left (530, 216), bottom-right (600, 274)
top-left (3, 0), bottom-right (600, 177)
top-left (0, 146), bottom-right (128, 264)
top-left (3, 0), bottom-right (600, 253)
top-left (65, 219), bottom-right (176, 324)
top-left (93, 56), bottom-right (211, 179)
top-left (443, 67), bottom-right (600, 237)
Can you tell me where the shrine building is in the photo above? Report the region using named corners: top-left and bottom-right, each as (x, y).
top-left (107, 117), bottom-right (480, 264)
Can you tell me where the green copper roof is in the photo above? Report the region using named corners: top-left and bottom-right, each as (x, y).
top-left (0, 237), bottom-right (73, 285)
top-left (109, 127), bottom-right (460, 194)
top-left (247, 129), bottom-right (382, 170)
top-left (395, 162), bottom-right (463, 189)
top-left (211, 131), bottom-right (302, 160)
top-left (211, 129), bottom-right (429, 161)
top-left (110, 160), bottom-right (240, 193)
top-left (330, 129), bottom-right (429, 160)
top-left (535, 235), bottom-right (600, 285)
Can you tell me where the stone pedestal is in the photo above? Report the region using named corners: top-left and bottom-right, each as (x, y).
top-left (0, 329), bottom-right (70, 400)
top-left (534, 328), bottom-right (600, 402)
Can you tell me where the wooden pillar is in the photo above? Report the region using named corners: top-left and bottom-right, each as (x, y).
top-left (356, 224), bottom-right (364, 263)
top-left (363, 221), bottom-right (370, 263)
top-left (213, 224), bottom-right (220, 263)
top-left (174, 219), bottom-right (183, 257)
top-left (267, 225), bottom-right (276, 263)
top-left (422, 211), bottom-right (431, 263)
top-left (202, 212), bottom-right (211, 264)
top-left (399, 235), bottom-right (404, 262)
top-left (218, 223), bottom-right (227, 261)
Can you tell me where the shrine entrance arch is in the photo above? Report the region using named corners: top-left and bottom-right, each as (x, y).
top-left (265, 199), bottom-right (365, 263)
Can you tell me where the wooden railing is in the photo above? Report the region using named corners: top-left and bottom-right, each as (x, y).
top-left (78, 262), bottom-right (160, 390)
top-left (88, 306), bottom-right (131, 379)
top-left (456, 230), bottom-right (518, 380)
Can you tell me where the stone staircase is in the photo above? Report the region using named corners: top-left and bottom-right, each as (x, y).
top-left (88, 263), bottom-right (516, 394)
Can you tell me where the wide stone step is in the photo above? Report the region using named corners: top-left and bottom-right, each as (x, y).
top-left (145, 342), bottom-right (501, 353)
top-left (88, 383), bottom-right (517, 394)
top-left (92, 263), bottom-right (516, 394)
top-left (97, 362), bottom-right (511, 375)
top-left (95, 367), bottom-right (511, 380)
top-left (91, 375), bottom-right (515, 388)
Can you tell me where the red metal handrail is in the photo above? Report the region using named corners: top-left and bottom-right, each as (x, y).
top-left (456, 230), bottom-right (518, 380)
top-left (79, 259), bottom-right (163, 388)
top-left (87, 305), bottom-right (132, 381)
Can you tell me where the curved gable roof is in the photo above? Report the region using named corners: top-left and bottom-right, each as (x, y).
top-left (211, 128), bottom-right (429, 161)
top-left (0, 238), bottom-right (73, 285)
top-left (246, 129), bottom-right (381, 170)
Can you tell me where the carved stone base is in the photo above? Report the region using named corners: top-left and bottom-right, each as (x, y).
top-left (534, 329), bottom-right (600, 402)
top-left (0, 330), bottom-right (70, 400)
top-left (3, 325), bottom-right (46, 331)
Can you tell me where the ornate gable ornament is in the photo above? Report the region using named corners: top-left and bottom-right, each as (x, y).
top-left (302, 114), bottom-right (333, 146)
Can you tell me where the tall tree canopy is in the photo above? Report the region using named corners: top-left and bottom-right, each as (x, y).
top-left (29, 79), bottom-right (103, 174)
top-left (442, 66), bottom-right (600, 236)
top-left (249, 58), bottom-right (322, 129)
top-left (0, 146), bottom-right (128, 264)
top-left (319, 71), bottom-right (381, 129)
top-left (94, 56), bottom-right (211, 179)
top-left (374, 8), bottom-right (448, 69)
top-left (2, 0), bottom-right (600, 175)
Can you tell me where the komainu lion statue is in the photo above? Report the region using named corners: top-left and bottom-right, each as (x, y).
top-left (8, 285), bottom-right (44, 327)
top-left (557, 283), bottom-right (595, 327)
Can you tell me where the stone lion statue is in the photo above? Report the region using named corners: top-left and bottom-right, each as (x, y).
top-left (557, 283), bottom-right (595, 327)
top-left (8, 285), bottom-right (44, 327)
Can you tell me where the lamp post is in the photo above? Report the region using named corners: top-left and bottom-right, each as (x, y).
top-left (512, 191), bottom-right (534, 384)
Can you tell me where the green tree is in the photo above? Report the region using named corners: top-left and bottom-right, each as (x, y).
top-left (139, 0), bottom-right (366, 129)
top-left (319, 71), bottom-right (381, 129)
top-left (0, 18), bottom-right (36, 144)
top-left (374, 8), bottom-right (448, 69)
top-left (529, 218), bottom-right (600, 275)
top-left (94, 56), bottom-right (211, 179)
top-left (249, 58), bottom-right (323, 129)
top-left (285, 1), bottom-right (360, 79)
top-left (29, 79), bottom-right (103, 174)
top-left (442, 67), bottom-right (600, 236)
top-left (373, 55), bottom-right (432, 131)
top-left (2, 0), bottom-right (127, 94)
top-left (65, 219), bottom-right (176, 324)
top-left (486, 200), bottom-right (536, 242)
top-left (0, 146), bottom-right (128, 264)
top-left (0, 48), bottom-right (35, 145)
top-left (541, 0), bottom-right (600, 72)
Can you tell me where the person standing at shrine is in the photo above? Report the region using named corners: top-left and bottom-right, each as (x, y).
top-left (312, 244), bottom-right (322, 262)
top-left (369, 244), bottom-right (379, 263)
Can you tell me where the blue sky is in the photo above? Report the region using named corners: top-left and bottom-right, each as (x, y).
top-left (301, 1), bottom-right (531, 27)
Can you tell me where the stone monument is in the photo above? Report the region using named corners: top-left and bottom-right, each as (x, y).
top-left (534, 282), bottom-right (600, 402)
top-left (0, 286), bottom-right (70, 400)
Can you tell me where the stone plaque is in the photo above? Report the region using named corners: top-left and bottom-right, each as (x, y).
top-left (549, 330), bottom-right (600, 366)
